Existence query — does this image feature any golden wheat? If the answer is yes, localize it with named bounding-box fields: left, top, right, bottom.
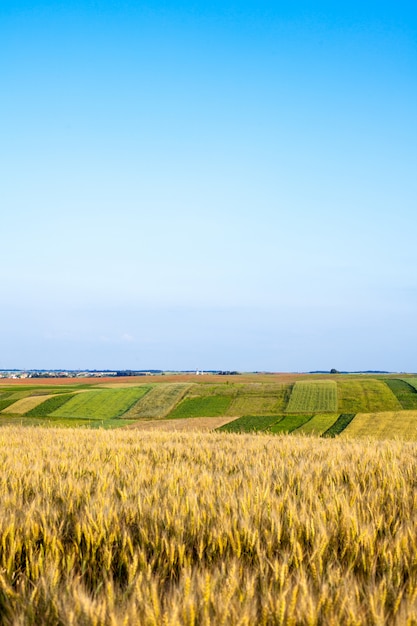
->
left=0, top=427, right=417, bottom=624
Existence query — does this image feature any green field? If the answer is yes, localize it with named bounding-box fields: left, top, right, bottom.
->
left=337, top=379, right=401, bottom=412
left=167, top=395, right=233, bottom=418
left=294, top=413, right=340, bottom=436
left=286, top=380, right=337, bottom=412
left=52, top=387, right=150, bottom=419
left=122, top=383, right=192, bottom=419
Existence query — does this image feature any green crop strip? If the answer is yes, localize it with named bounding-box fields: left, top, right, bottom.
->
left=25, top=394, right=76, bottom=417
left=385, top=380, right=417, bottom=410
left=322, top=414, right=356, bottom=438
left=0, top=398, right=20, bottom=412
left=268, top=414, right=313, bottom=434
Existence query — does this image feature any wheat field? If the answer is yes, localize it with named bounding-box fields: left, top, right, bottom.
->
left=2, top=427, right=417, bottom=624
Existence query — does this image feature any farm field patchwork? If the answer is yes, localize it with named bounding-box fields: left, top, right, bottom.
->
left=341, top=410, right=417, bottom=440
left=1, top=376, right=417, bottom=439
left=3, top=428, right=417, bottom=623
left=122, top=383, right=192, bottom=419
left=52, top=387, right=150, bottom=420
left=294, top=413, right=340, bottom=436
left=286, top=380, right=337, bottom=412
left=337, top=379, right=401, bottom=412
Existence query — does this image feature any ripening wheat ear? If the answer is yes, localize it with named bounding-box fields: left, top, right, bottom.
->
left=0, top=427, right=417, bottom=624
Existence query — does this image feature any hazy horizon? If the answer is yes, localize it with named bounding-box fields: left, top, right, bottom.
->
left=2, top=1, right=416, bottom=372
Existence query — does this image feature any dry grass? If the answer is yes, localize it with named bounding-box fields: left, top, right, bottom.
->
left=2, top=428, right=417, bottom=623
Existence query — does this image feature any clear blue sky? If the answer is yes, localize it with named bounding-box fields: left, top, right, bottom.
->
left=1, top=1, right=416, bottom=371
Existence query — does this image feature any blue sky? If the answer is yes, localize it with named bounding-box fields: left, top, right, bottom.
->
left=1, top=1, right=416, bottom=371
